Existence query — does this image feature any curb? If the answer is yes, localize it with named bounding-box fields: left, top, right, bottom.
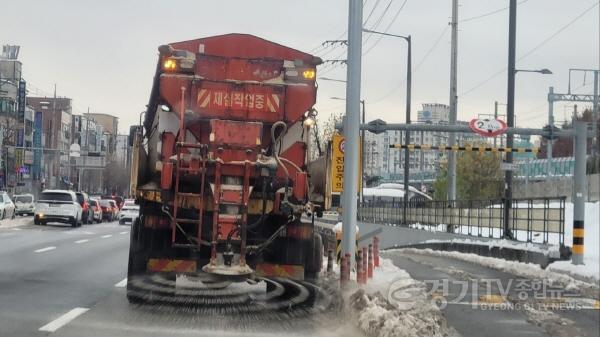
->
left=388, top=242, right=566, bottom=268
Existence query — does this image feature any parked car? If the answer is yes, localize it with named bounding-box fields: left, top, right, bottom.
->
left=0, top=192, right=16, bottom=220
left=34, top=190, right=82, bottom=227
left=75, top=191, right=93, bottom=224
left=108, top=200, right=120, bottom=218
left=119, top=203, right=139, bottom=225
left=89, top=198, right=103, bottom=223
left=13, top=193, right=35, bottom=216
left=99, top=199, right=118, bottom=221
left=102, top=195, right=124, bottom=210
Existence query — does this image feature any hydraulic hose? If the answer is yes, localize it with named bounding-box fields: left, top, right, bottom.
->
left=271, top=121, right=289, bottom=180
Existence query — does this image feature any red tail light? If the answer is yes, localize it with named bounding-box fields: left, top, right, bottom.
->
left=83, top=201, right=89, bottom=210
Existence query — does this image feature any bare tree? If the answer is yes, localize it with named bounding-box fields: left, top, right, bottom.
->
left=309, top=112, right=342, bottom=161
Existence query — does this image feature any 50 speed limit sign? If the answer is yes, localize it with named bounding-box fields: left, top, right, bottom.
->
left=469, top=118, right=508, bottom=137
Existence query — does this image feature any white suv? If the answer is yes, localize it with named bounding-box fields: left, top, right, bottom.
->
left=35, top=190, right=82, bottom=227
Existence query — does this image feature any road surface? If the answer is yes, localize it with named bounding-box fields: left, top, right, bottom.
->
left=0, top=219, right=357, bottom=337
left=0, top=218, right=597, bottom=337
left=386, top=250, right=599, bottom=337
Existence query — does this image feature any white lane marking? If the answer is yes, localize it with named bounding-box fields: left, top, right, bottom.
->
left=34, top=246, right=56, bottom=253
left=101, top=234, right=112, bottom=238
left=39, top=307, right=89, bottom=332
left=119, top=231, right=128, bottom=235
left=65, top=231, right=95, bottom=235
left=74, top=239, right=89, bottom=244
left=115, top=277, right=127, bottom=287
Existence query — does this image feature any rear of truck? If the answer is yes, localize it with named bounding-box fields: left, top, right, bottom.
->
left=127, top=34, right=324, bottom=301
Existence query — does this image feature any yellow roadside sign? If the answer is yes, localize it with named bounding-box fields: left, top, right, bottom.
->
left=331, top=133, right=361, bottom=193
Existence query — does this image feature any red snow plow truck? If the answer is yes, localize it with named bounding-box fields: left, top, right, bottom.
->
left=127, top=34, right=325, bottom=302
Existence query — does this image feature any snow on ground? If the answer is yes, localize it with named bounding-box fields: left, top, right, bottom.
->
left=407, top=202, right=600, bottom=282
left=334, top=258, right=458, bottom=337
left=0, top=216, right=32, bottom=228
left=423, top=237, right=561, bottom=257
left=394, top=248, right=600, bottom=290
left=549, top=202, right=600, bottom=283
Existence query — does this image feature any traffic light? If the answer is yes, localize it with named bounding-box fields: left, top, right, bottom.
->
left=542, top=124, right=560, bottom=141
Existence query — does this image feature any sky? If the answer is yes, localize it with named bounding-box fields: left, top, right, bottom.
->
left=1, top=0, right=598, bottom=134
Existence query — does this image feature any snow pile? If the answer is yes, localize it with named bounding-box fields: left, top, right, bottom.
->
left=344, top=259, right=458, bottom=337
left=395, top=248, right=599, bottom=290
left=549, top=202, right=600, bottom=282
left=406, top=202, right=599, bottom=282
left=423, top=237, right=561, bottom=257
left=0, top=216, right=32, bottom=228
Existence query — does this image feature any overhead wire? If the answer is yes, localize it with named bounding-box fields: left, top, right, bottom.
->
left=459, top=1, right=599, bottom=98
left=369, top=24, right=450, bottom=104
left=459, top=0, right=531, bottom=23
left=317, top=0, right=385, bottom=73
left=309, top=0, right=372, bottom=55
left=363, top=0, right=409, bottom=55
left=319, top=0, right=403, bottom=76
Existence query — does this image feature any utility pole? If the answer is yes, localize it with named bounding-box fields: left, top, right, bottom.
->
left=504, top=0, right=517, bottom=239
left=447, top=0, right=459, bottom=202
left=420, top=130, right=424, bottom=190
left=402, top=35, right=412, bottom=225
left=494, top=101, right=499, bottom=148
left=593, top=70, right=598, bottom=155
left=547, top=87, right=555, bottom=177
left=341, top=0, right=363, bottom=264
left=53, top=84, right=57, bottom=189
left=361, top=100, right=366, bottom=203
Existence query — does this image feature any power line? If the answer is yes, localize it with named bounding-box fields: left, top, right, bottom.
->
left=309, top=0, right=373, bottom=55
left=414, top=25, right=450, bottom=71
left=320, top=0, right=406, bottom=75
left=460, top=0, right=531, bottom=23
left=459, top=1, right=599, bottom=98
left=363, top=0, right=409, bottom=55
left=368, top=24, right=449, bottom=104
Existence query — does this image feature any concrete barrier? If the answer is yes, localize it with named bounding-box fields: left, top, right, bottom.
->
left=395, top=242, right=565, bottom=268
left=315, top=219, right=569, bottom=268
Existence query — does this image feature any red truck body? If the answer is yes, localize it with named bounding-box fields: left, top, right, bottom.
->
left=128, top=34, right=323, bottom=299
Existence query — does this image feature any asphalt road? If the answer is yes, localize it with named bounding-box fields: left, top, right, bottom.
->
left=386, top=250, right=600, bottom=337
left=1, top=217, right=597, bottom=337
left=0, top=218, right=359, bottom=337
left=0, top=217, right=130, bottom=337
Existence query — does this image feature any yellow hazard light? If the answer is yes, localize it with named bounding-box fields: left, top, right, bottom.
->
left=302, top=69, right=316, bottom=80
left=163, top=58, right=177, bottom=72
left=38, top=213, right=44, bottom=218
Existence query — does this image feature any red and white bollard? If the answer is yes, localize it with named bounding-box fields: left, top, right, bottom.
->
left=357, top=249, right=365, bottom=284
left=373, top=236, right=380, bottom=267
left=340, top=253, right=349, bottom=286
left=362, top=248, right=368, bottom=283
left=368, top=244, right=374, bottom=278
left=327, top=249, right=334, bottom=274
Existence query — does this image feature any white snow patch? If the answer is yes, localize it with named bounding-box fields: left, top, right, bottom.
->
left=423, top=237, right=561, bottom=257
left=0, top=216, right=33, bottom=228
left=337, top=258, right=458, bottom=337
left=406, top=202, right=600, bottom=282
left=549, top=202, right=599, bottom=282
left=394, top=248, right=599, bottom=290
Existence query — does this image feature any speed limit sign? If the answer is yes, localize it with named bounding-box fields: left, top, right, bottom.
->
left=469, top=118, right=508, bottom=137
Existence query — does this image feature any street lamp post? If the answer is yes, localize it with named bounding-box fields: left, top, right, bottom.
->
left=363, top=28, right=411, bottom=225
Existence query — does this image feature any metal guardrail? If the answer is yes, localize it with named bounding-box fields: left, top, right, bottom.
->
left=358, top=197, right=566, bottom=245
